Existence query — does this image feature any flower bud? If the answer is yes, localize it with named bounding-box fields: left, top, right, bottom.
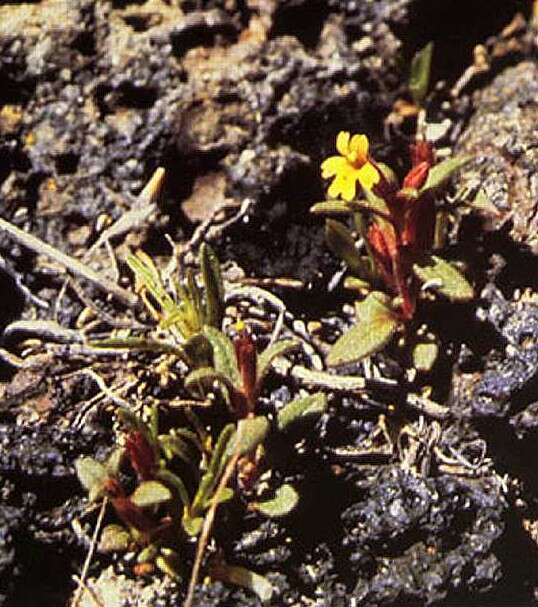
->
left=410, top=141, right=434, bottom=167
left=402, top=161, right=430, bottom=190
left=233, top=324, right=257, bottom=413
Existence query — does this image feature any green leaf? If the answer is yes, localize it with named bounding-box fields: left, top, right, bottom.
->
left=137, top=544, right=159, bottom=564
left=467, top=189, right=502, bottom=217
left=256, top=339, right=300, bottom=386
left=310, top=200, right=354, bottom=215
left=105, top=448, right=125, bottom=477
left=203, top=326, right=241, bottom=387
left=130, top=481, right=172, bottom=508
left=155, top=553, right=182, bottom=580
left=88, top=336, right=190, bottom=364
left=225, top=416, right=269, bottom=460
left=325, top=219, right=366, bottom=277
left=200, top=243, right=225, bottom=329
left=185, top=366, right=236, bottom=396
left=98, top=524, right=131, bottom=553
left=252, top=484, right=299, bottom=518
left=75, top=457, right=108, bottom=497
left=413, top=255, right=473, bottom=301
left=412, top=341, right=439, bottom=372
left=277, top=392, right=327, bottom=433
left=155, top=469, right=191, bottom=508
left=343, top=276, right=371, bottom=291
left=183, top=514, right=204, bottom=536
left=190, top=424, right=236, bottom=518
left=420, top=155, right=471, bottom=194
left=183, top=333, right=213, bottom=367
left=210, top=562, right=273, bottom=604
left=409, top=42, right=433, bottom=105
left=326, top=292, right=400, bottom=366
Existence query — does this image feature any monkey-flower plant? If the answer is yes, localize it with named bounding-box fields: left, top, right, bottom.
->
left=312, top=132, right=472, bottom=366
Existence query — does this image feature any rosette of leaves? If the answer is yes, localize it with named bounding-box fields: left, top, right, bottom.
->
left=312, top=142, right=473, bottom=368
left=90, top=243, right=223, bottom=368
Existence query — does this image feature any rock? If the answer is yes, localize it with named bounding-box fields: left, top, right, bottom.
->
left=342, top=466, right=506, bottom=605
left=456, top=62, right=538, bottom=250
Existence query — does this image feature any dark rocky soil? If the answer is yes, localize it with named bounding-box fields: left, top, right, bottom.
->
left=2, top=1, right=538, bottom=606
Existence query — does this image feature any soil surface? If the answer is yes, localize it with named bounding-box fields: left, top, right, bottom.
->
left=1, top=1, right=538, bottom=606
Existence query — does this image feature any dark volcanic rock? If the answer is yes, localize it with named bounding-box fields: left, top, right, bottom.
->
left=454, top=286, right=538, bottom=420
left=456, top=61, right=538, bottom=251
left=342, top=466, right=506, bottom=606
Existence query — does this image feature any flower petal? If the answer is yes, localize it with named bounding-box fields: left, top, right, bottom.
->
left=357, top=162, right=380, bottom=191
left=336, top=131, right=350, bottom=156
left=321, top=156, right=347, bottom=178
left=349, top=134, right=369, bottom=159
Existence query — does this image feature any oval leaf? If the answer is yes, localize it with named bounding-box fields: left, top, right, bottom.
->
left=419, top=155, right=471, bottom=194
left=200, top=243, right=224, bottom=329
left=325, top=219, right=369, bottom=277
left=413, top=255, right=473, bottom=301
left=252, top=484, right=299, bottom=518
left=75, top=457, right=108, bottom=494
left=277, top=392, right=327, bottom=433
left=203, top=326, right=240, bottom=387
left=130, top=481, right=172, bottom=508
left=310, top=200, right=354, bottom=215
left=225, top=416, right=269, bottom=460
left=256, top=339, right=300, bottom=386
left=412, top=341, right=439, bottom=372
left=327, top=293, right=399, bottom=366
left=409, top=42, right=433, bottom=105
left=98, top=524, right=131, bottom=553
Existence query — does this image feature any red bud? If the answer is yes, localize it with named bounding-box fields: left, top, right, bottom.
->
left=410, top=141, right=434, bottom=167
left=233, top=327, right=257, bottom=415
left=125, top=431, right=157, bottom=481
left=403, top=161, right=430, bottom=190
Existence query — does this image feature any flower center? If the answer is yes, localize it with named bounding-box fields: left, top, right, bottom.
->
left=346, top=149, right=367, bottom=168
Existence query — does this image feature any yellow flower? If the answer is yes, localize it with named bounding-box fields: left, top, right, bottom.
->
left=321, top=132, right=380, bottom=201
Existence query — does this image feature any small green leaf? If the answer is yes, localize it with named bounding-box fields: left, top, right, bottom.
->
left=130, top=481, right=172, bottom=508
left=105, top=448, right=125, bottom=477
left=200, top=243, right=225, bottom=329
left=185, top=366, right=236, bottom=395
left=210, top=562, right=273, bottom=604
left=420, top=156, right=471, bottom=194
left=225, top=416, right=269, bottom=460
left=310, top=200, right=354, bottom=215
left=155, top=469, right=191, bottom=508
left=137, top=544, right=159, bottom=563
left=203, top=326, right=241, bottom=387
left=182, top=514, right=204, bottom=536
left=343, top=276, right=371, bottom=291
left=75, top=457, right=108, bottom=497
left=413, top=255, right=473, bottom=301
left=412, top=341, right=439, bottom=372
left=467, top=189, right=502, bottom=217
left=256, top=339, right=300, bottom=386
left=325, top=219, right=366, bottom=277
left=277, top=392, right=327, bottom=433
left=191, top=424, right=235, bottom=517
left=327, top=292, right=399, bottom=366
left=183, top=333, right=213, bottom=367
left=409, top=42, right=433, bottom=105
left=155, top=553, right=181, bottom=580
left=98, top=524, right=131, bottom=553
left=88, top=336, right=190, bottom=364
left=252, top=483, right=299, bottom=518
